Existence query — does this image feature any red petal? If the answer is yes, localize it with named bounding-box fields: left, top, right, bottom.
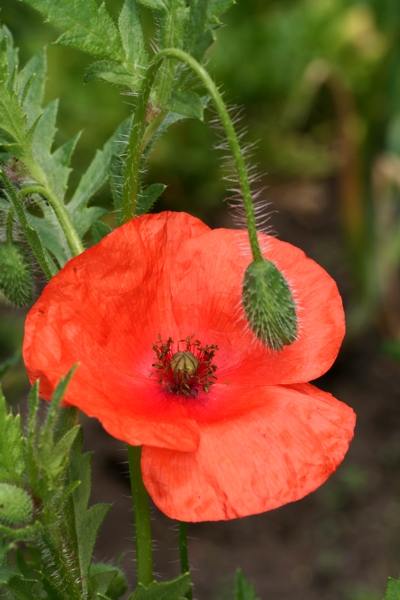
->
left=166, top=228, right=345, bottom=385
left=141, top=383, right=356, bottom=521
left=23, top=212, right=208, bottom=451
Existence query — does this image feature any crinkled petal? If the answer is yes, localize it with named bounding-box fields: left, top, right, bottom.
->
left=141, top=383, right=356, bottom=521
left=23, top=212, right=209, bottom=450
left=166, top=228, right=345, bottom=385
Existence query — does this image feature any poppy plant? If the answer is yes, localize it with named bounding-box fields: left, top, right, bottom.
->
left=23, top=211, right=355, bottom=522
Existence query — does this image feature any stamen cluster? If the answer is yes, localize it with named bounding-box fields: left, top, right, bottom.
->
left=151, top=335, right=218, bottom=398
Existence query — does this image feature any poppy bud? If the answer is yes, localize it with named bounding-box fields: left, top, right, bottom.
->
left=0, top=242, right=34, bottom=307
left=242, top=259, right=298, bottom=350
left=0, top=483, right=34, bottom=526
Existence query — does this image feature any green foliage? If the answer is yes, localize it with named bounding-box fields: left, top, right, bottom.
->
left=128, top=573, right=192, bottom=600
left=234, top=570, right=260, bottom=600
left=384, top=578, right=400, bottom=600
left=0, top=372, right=123, bottom=600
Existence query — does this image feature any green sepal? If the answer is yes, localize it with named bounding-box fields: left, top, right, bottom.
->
left=0, top=242, right=34, bottom=307
left=128, top=573, right=192, bottom=600
left=92, top=220, right=113, bottom=244
left=242, top=259, right=298, bottom=350
left=166, top=90, right=205, bottom=120
left=137, top=183, right=166, bottom=215
left=384, top=577, right=400, bottom=600
left=0, top=483, right=33, bottom=527
left=234, top=570, right=261, bottom=600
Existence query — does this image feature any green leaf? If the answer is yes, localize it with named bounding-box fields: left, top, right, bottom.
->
left=384, top=578, right=400, bottom=600
left=21, top=0, right=124, bottom=61
left=0, top=350, right=19, bottom=378
left=6, top=575, right=43, bottom=600
left=32, top=100, right=81, bottom=200
left=91, top=220, right=113, bottom=244
left=119, top=0, right=148, bottom=68
left=90, top=563, right=128, bottom=599
left=84, top=60, right=140, bottom=89
left=234, top=570, right=261, bottom=600
left=66, top=118, right=130, bottom=238
left=128, top=573, right=192, bottom=600
left=67, top=430, right=111, bottom=593
left=167, top=90, right=205, bottom=120
left=17, top=49, right=46, bottom=127
left=137, top=183, right=166, bottom=215
left=38, top=425, right=80, bottom=479
left=137, top=0, right=167, bottom=10
left=184, top=0, right=235, bottom=61
left=0, top=388, right=24, bottom=485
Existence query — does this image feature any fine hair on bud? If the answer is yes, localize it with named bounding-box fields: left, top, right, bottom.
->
left=0, top=242, right=34, bottom=307
left=0, top=483, right=34, bottom=526
left=242, top=259, right=298, bottom=350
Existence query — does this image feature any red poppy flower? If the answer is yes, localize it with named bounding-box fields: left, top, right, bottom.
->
left=23, top=211, right=355, bottom=522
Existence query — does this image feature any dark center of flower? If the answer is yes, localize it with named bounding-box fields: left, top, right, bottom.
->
left=151, top=335, right=218, bottom=398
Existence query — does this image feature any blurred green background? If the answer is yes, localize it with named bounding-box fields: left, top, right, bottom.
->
left=2, top=1, right=400, bottom=599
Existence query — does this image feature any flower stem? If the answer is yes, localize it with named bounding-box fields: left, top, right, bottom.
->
left=0, top=169, right=57, bottom=279
left=127, top=445, right=153, bottom=586
left=18, top=184, right=84, bottom=257
left=178, top=522, right=192, bottom=600
left=122, top=49, right=263, bottom=263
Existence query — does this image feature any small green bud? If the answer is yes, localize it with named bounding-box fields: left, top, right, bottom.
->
left=242, top=259, right=298, bottom=350
left=0, top=242, right=34, bottom=307
left=0, top=483, right=34, bottom=526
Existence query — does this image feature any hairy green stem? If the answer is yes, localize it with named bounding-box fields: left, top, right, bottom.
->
left=178, top=522, right=192, bottom=600
left=5, top=205, right=14, bottom=244
left=18, top=184, right=84, bottom=257
left=127, top=445, right=153, bottom=586
left=0, top=170, right=57, bottom=279
left=122, top=49, right=262, bottom=263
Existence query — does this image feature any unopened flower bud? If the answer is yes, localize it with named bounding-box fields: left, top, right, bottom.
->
left=0, top=243, right=34, bottom=307
left=242, top=259, right=298, bottom=350
left=0, top=483, right=34, bottom=526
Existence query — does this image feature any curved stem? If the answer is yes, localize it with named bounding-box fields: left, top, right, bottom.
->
left=178, top=522, right=192, bottom=600
left=122, top=49, right=262, bottom=263
left=5, top=205, right=15, bottom=244
left=127, top=445, right=153, bottom=586
left=18, top=185, right=84, bottom=257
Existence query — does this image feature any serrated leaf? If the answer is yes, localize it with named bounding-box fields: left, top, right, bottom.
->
left=234, top=570, right=260, bottom=600
left=184, top=0, right=235, bottom=61
left=92, top=220, right=113, bottom=243
left=119, top=0, right=148, bottom=68
left=32, top=101, right=80, bottom=199
left=68, top=431, right=111, bottom=592
left=0, top=388, right=24, bottom=485
left=38, top=426, right=80, bottom=478
left=40, top=367, right=78, bottom=447
left=21, top=0, right=124, bottom=61
left=6, top=575, right=43, bottom=600
left=84, top=60, right=140, bottom=89
left=0, top=566, right=19, bottom=585
left=18, top=50, right=46, bottom=127
left=137, top=0, right=167, bottom=10
left=90, top=563, right=127, bottom=599
left=1, top=26, right=18, bottom=85
left=167, top=90, right=204, bottom=120
left=137, top=183, right=165, bottom=215
left=385, top=578, right=400, bottom=600
left=66, top=121, right=129, bottom=238
left=128, top=573, right=192, bottom=600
